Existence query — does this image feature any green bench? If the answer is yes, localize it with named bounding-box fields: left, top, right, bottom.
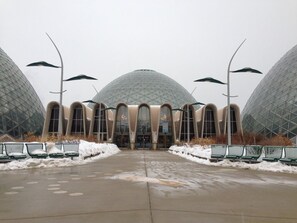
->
left=226, top=145, right=244, bottom=161
left=25, top=143, right=48, bottom=159
left=279, top=146, right=297, bottom=165
left=63, top=143, right=80, bottom=160
left=210, top=144, right=227, bottom=162
left=241, top=145, right=263, bottom=163
left=262, top=146, right=283, bottom=162
left=47, top=143, right=65, bottom=158
left=0, top=143, right=11, bottom=163
left=4, top=143, right=27, bottom=160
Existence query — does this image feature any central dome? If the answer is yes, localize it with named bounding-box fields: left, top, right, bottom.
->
left=92, top=69, right=197, bottom=108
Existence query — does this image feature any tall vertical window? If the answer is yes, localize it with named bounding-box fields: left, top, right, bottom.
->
left=137, top=106, right=151, bottom=134
left=49, top=105, right=59, bottom=134
left=230, top=108, right=237, bottom=134
left=115, top=105, right=129, bottom=134
left=226, top=107, right=237, bottom=134
left=203, top=107, right=216, bottom=137
left=159, top=106, right=172, bottom=134
left=93, top=104, right=106, bottom=134
left=136, top=105, right=151, bottom=148
left=114, top=105, right=129, bottom=147
left=158, top=105, right=173, bottom=148
left=181, top=105, right=194, bottom=141
left=92, top=104, right=107, bottom=140
left=71, top=106, right=84, bottom=135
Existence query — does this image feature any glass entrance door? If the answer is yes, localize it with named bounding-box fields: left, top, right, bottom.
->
left=136, top=106, right=151, bottom=149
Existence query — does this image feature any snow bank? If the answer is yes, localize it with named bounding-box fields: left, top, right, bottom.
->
left=169, top=145, right=297, bottom=174
left=0, top=140, right=120, bottom=171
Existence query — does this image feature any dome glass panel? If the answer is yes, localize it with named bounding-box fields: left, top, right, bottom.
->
left=0, top=48, right=45, bottom=137
left=92, top=69, right=197, bottom=109
left=242, top=44, right=297, bottom=139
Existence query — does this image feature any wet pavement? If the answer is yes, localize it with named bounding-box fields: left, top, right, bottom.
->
left=1, top=150, right=297, bottom=222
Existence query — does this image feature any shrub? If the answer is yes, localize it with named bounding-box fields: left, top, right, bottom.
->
left=190, top=137, right=216, bottom=146
left=258, top=134, right=293, bottom=146
left=23, top=133, right=98, bottom=143
left=242, top=132, right=265, bottom=145
left=214, top=134, right=244, bottom=145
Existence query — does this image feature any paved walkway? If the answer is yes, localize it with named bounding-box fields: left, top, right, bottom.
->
left=1, top=151, right=297, bottom=222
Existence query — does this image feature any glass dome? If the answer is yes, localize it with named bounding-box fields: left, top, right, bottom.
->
left=242, top=44, right=297, bottom=139
left=92, top=69, right=197, bottom=108
left=0, top=47, right=45, bottom=137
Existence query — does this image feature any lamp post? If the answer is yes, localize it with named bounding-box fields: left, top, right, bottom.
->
left=194, top=39, right=262, bottom=145
left=27, top=33, right=64, bottom=139
left=27, top=33, right=97, bottom=140
left=226, top=39, right=246, bottom=146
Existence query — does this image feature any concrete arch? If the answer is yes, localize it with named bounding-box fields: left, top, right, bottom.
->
left=178, top=104, right=198, bottom=142
left=66, top=102, right=91, bottom=137
left=219, top=104, right=242, bottom=136
left=198, top=103, right=220, bottom=138
left=88, top=102, right=111, bottom=141
left=42, top=101, right=69, bottom=137
left=158, top=104, right=175, bottom=149
left=150, top=105, right=161, bottom=150
left=127, top=105, right=138, bottom=149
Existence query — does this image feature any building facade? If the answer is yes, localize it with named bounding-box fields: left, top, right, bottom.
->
left=43, top=69, right=242, bottom=149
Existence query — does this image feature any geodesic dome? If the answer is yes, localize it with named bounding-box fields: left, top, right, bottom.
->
left=92, top=69, right=197, bottom=108
left=242, top=44, right=297, bottom=139
left=0, top=47, right=45, bottom=138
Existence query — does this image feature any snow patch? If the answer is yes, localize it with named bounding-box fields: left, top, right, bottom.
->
left=169, top=145, right=297, bottom=174
left=0, top=140, right=120, bottom=171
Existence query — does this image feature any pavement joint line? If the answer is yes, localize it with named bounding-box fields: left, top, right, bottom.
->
left=143, top=151, right=154, bottom=223
left=0, top=209, right=150, bottom=221
left=2, top=207, right=296, bottom=221
left=151, top=209, right=297, bottom=220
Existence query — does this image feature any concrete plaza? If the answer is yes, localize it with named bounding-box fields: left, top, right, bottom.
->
left=0, top=150, right=297, bottom=223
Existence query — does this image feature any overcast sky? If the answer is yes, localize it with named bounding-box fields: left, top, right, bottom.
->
left=0, top=0, right=297, bottom=110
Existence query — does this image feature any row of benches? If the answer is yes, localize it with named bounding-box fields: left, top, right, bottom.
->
left=0, top=142, right=80, bottom=163
left=211, top=144, right=297, bottom=165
